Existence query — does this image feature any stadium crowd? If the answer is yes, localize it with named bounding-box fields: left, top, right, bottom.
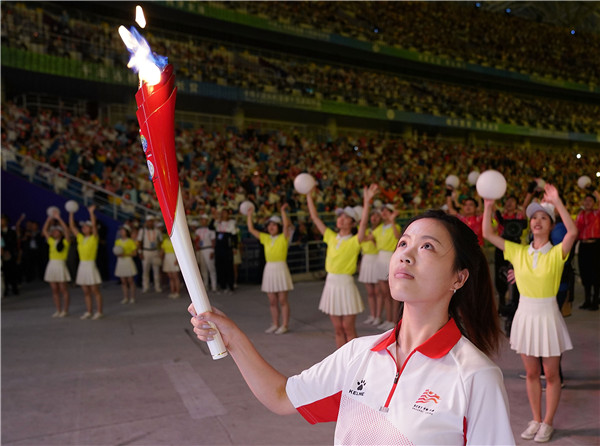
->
left=2, top=2, right=598, bottom=135
left=2, top=101, right=598, bottom=226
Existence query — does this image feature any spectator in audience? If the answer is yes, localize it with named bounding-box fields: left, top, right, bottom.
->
left=213, top=207, right=237, bottom=294
left=575, top=189, right=600, bottom=311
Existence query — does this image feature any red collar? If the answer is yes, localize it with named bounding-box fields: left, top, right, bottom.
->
left=371, top=318, right=462, bottom=359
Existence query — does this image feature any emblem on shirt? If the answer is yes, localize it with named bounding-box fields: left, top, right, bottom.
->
left=412, top=389, right=440, bottom=415
left=349, top=379, right=366, bottom=396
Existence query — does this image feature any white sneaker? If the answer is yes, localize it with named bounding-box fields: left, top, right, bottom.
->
left=80, top=312, right=92, bottom=320
left=120, top=298, right=129, bottom=304
left=52, top=311, right=61, bottom=318
left=168, top=293, right=181, bottom=299
left=264, top=325, right=278, bottom=334
left=363, top=316, right=375, bottom=325
left=534, top=423, right=553, bottom=443
left=274, top=326, right=289, bottom=335
left=91, top=312, right=104, bottom=320
left=59, top=311, right=68, bottom=318
left=521, top=420, right=541, bottom=440
left=371, top=317, right=382, bottom=326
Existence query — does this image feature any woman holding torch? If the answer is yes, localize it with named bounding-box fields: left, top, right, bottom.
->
left=69, top=205, right=104, bottom=320
left=482, top=183, right=576, bottom=443
left=190, top=209, right=513, bottom=445
left=246, top=203, right=294, bottom=335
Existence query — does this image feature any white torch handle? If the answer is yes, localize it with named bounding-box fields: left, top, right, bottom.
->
left=170, top=188, right=228, bottom=359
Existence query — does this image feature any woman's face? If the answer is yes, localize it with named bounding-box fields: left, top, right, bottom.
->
left=370, top=212, right=382, bottom=227
left=530, top=211, right=552, bottom=236
left=267, top=222, right=280, bottom=235
left=388, top=218, right=465, bottom=305
left=336, top=213, right=355, bottom=231
left=81, top=224, right=92, bottom=236
left=51, top=229, right=62, bottom=239
left=120, top=228, right=128, bottom=238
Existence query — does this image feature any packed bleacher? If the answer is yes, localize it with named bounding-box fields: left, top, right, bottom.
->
left=3, top=101, right=598, bottom=227
left=2, top=2, right=598, bottom=135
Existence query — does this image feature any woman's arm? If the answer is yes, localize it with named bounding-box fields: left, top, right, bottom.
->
left=42, top=215, right=53, bottom=240
left=482, top=199, right=506, bottom=250
left=246, top=209, right=261, bottom=239
left=189, top=305, right=296, bottom=415
left=281, top=203, right=293, bottom=240
left=306, top=188, right=327, bottom=235
left=544, top=184, right=578, bottom=259
left=357, top=184, right=378, bottom=243
left=88, top=205, right=99, bottom=237
left=68, top=209, right=80, bottom=237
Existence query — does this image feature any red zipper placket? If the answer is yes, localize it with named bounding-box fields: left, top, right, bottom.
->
left=379, top=348, right=417, bottom=413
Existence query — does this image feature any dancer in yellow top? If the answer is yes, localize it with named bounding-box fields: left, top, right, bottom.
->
left=42, top=209, right=71, bottom=317
left=114, top=226, right=138, bottom=304
left=358, top=208, right=383, bottom=326
left=69, top=205, right=103, bottom=320
left=371, top=204, right=402, bottom=331
left=483, top=183, right=577, bottom=443
left=247, top=203, right=294, bottom=334
left=306, top=184, right=377, bottom=347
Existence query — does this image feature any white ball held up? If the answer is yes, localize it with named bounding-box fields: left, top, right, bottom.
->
left=294, top=173, right=316, bottom=195
left=445, top=174, right=459, bottom=189
left=65, top=200, right=79, bottom=213
left=113, top=245, right=124, bottom=256
left=577, top=175, right=591, bottom=189
left=239, top=200, right=255, bottom=216
left=467, top=171, right=480, bottom=186
left=46, top=206, right=60, bottom=217
left=476, top=170, right=507, bottom=200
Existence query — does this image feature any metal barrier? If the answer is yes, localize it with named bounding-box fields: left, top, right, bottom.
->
left=2, top=151, right=160, bottom=222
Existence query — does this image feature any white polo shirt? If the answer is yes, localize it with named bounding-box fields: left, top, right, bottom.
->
left=286, top=319, right=514, bottom=445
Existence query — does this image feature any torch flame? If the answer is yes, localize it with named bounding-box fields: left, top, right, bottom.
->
left=118, top=25, right=167, bottom=86
left=135, top=5, right=147, bottom=28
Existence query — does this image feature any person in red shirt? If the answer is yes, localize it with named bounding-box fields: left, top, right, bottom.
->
left=575, top=190, right=600, bottom=310
left=446, top=189, right=484, bottom=246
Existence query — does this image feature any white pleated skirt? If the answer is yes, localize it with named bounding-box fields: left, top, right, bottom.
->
left=44, top=259, right=71, bottom=283
left=510, top=296, right=573, bottom=357
left=163, top=253, right=180, bottom=272
left=115, top=256, right=137, bottom=278
left=261, top=261, right=294, bottom=293
left=358, top=254, right=379, bottom=284
left=76, top=260, right=102, bottom=286
left=319, top=273, right=364, bottom=316
left=375, top=250, right=393, bottom=281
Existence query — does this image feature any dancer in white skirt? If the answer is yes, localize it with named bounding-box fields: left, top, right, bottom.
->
left=483, top=183, right=577, bottom=443
left=114, top=226, right=138, bottom=304
left=306, top=184, right=376, bottom=348
left=372, top=203, right=402, bottom=331
left=42, top=209, right=71, bottom=317
left=161, top=236, right=181, bottom=299
left=358, top=208, right=382, bottom=325
left=246, top=203, right=294, bottom=334
left=69, top=205, right=103, bottom=320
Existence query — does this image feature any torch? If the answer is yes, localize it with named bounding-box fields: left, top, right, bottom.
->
left=119, top=24, right=227, bottom=360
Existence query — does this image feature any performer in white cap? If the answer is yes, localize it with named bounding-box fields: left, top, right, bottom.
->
left=358, top=207, right=383, bottom=326
left=42, top=209, right=71, bottom=317
left=194, top=214, right=217, bottom=292
left=246, top=203, right=294, bottom=334
left=372, top=203, right=402, bottom=331
left=69, top=205, right=103, bottom=320
left=137, top=215, right=163, bottom=293
left=114, top=225, right=138, bottom=304
left=304, top=184, right=376, bottom=347
left=189, top=209, right=513, bottom=445
left=483, top=183, right=577, bottom=443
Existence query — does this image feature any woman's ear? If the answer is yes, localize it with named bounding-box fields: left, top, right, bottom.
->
left=453, top=268, right=470, bottom=291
